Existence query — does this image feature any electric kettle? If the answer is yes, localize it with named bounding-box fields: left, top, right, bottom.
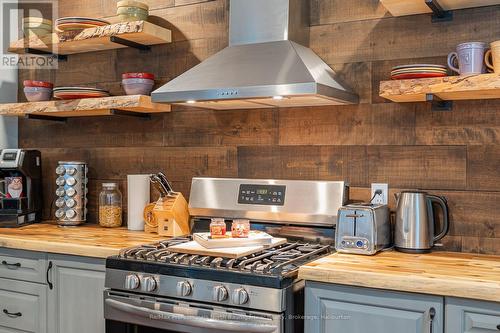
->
left=394, top=191, right=449, bottom=253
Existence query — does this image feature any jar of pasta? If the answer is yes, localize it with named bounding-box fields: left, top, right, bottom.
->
left=99, top=183, right=122, bottom=228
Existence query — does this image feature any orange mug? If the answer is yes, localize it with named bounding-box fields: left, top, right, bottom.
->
left=485, top=40, right=500, bottom=73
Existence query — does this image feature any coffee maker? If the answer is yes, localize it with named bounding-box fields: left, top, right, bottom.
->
left=0, top=149, right=42, bottom=227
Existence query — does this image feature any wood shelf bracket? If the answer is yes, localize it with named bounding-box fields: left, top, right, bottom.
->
left=25, top=114, right=68, bottom=122
left=24, top=48, right=67, bottom=61
left=426, top=93, right=453, bottom=111
left=425, top=0, right=453, bottom=22
left=110, top=108, right=152, bottom=120
left=109, top=36, right=151, bottom=52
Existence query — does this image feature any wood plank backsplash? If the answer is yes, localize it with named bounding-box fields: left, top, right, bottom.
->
left=17, top=0, right=500, bottom=254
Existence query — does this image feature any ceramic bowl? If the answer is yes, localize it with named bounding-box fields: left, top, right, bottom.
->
left=117, top=0, right=149, bottom=10
left=122, top=78, right=154, bottom=95
left=24, top=86, right=53, bottom=102
left=23, top=80, right=54, bottom=88
left=117, top=6, right=149, bottom=21
left=122, top=72, right=155, bottom=80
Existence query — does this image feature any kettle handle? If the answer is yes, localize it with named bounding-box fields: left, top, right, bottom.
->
left=428, top=195, right=449, bottom=242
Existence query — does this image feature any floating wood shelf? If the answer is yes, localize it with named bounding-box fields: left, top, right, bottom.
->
left=380, top=0, right=500, bottom=17
left=379, top=73, right=500, bottom=103
left=0, top=95, right=171, bottom=119
left=8, top=20, right=171, bottom=56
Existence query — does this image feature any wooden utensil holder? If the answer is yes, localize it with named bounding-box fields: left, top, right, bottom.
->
left=143, top=193, right=190, bottom=237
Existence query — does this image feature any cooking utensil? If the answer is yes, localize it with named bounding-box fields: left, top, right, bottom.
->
left=149, top=174, right=169, bottom=198
left=156, top=172, right=174, bottom=194
left=394, top=191, right=449, bottom=253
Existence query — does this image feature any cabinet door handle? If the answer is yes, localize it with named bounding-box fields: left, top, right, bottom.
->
left=46, top=261, right=53, bottom=290
left=1, top=260, right=21, bottom=269
left=429, top=307, right=436, bottom=333
left=3, top=309, right=22, bottom=318
left=496, top=324, right=500, bottom=330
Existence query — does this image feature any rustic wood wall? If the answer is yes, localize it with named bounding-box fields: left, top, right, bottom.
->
left=18, top=0, right=500, bottom=254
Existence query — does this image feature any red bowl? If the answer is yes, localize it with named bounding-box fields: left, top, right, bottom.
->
left=23, top=80, right=54, bottom=88
left=122, top=72, right=155, bottom=80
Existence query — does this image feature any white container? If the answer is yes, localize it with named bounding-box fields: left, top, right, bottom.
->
left=127, top=174, right=150, bottom=230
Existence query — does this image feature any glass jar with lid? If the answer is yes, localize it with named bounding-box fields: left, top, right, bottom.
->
left=99, top=183, right=122, bottom=228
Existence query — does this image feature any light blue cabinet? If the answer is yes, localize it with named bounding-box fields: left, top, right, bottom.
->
left=0, top=248, right=106, bottom=333
left=305, top=282, right=444, bottom=333
left=0, top=277, right=46, bottom=333
left=47, top=254, right=106, bottom=333
left=446, top=297, right=500, bottom=333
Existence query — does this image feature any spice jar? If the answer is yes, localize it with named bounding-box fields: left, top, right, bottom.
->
left=210, top=218, right=227, bottom=238
left=231, top=219, right=250, bottom=238
left=99, top=183, right=122, bottom=228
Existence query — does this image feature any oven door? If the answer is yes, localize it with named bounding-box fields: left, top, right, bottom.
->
left=104, top=290, right=282, bottom=333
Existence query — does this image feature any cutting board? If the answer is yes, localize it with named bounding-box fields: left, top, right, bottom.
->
left=167, top=238, right=287, bottom=259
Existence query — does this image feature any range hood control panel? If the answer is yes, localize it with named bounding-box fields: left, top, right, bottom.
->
left=238, top=184, right=286, bottom=206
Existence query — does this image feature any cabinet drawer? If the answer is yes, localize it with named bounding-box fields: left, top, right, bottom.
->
left=446, top=297, right=500, bottom=333
left=0, top=249, right=47, bottom=283
left=0, top=278, right=47, bottom=333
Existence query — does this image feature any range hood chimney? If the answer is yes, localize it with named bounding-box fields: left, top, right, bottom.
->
left=152, top=0, right=359, bottom=109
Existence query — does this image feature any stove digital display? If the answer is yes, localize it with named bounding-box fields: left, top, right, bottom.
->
left=238, top=184, right=286, bottom=206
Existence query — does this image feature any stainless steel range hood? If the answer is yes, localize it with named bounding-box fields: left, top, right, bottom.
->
left=152, top=0, right=358, bottom=109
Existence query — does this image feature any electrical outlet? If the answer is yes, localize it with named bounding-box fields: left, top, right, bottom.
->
left=371, top=183, right=389, bottom=205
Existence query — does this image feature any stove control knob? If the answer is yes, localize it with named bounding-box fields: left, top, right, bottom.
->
left=176, top=281, right=192, bottom=297
left=213, top=285, right=228, bottom=302
left=125, top=274, right=140, bottom=290
left=232, top=288, right=249, bottom=305
left=143, top=276, right=157, bottom=292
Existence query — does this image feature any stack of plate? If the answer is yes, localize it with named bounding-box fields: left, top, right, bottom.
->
left=391, top=64, right=447, bottom=80
left=53, top=87, right=110, bottom=100
left=55, top=17, right=110, bottom=32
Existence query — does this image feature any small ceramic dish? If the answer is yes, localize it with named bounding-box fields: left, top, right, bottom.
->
left=23, top=86, right=53, bottom=102
left=122, top=78, right=154, bottom=95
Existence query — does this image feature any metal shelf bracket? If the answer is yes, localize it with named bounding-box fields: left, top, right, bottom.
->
left=25, top=114, right=68, bottom=122
left=425, top=0, right=453, bottom=22
left=110, top=109, right=152, bottom=120
left=24, top=48, right=68, bottom=61
left=426, top=94, right=453, bottom=112
left=109, top=36, right=151, bottom=52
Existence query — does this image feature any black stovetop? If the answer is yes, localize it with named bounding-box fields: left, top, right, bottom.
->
left=106, top=237, right=332, bottom=288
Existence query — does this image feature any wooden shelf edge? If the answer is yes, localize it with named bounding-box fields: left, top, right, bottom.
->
left=8, top=20, right=172, bottom=55
left=380, top=0, right=500, bottom=17
left=0, top=95, right=171, bottom=118
left=379, top=73, right=500, bottom=103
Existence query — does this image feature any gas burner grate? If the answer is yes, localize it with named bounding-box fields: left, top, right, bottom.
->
left=119, top=238, right=332, bottom=277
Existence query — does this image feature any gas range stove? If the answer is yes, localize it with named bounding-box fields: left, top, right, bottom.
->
left=107, top=237, right=332, bottom=288
left=105, top=177, right=348, bottom=333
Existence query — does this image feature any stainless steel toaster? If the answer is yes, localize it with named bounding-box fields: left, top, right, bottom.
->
left=335, top=204, right=391, bottom=255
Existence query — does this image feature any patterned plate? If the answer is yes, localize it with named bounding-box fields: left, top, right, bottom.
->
left=392, top=64, right=447, bottom=70
left=391, top=73, right=447, bottom=80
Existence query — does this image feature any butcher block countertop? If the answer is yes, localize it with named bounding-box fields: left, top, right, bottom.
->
left=298, top=251, right=500, bottom=303
left=0, top=223, right=164, bottom=258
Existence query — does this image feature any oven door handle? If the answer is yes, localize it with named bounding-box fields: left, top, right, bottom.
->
left=105, top=299, right=277, bottom=333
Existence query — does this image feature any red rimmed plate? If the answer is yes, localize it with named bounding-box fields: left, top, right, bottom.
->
left=391, top=73, right=447, bottom=80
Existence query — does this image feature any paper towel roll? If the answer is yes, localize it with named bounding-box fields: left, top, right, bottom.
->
left=127, top=174, right=150, bottom=231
